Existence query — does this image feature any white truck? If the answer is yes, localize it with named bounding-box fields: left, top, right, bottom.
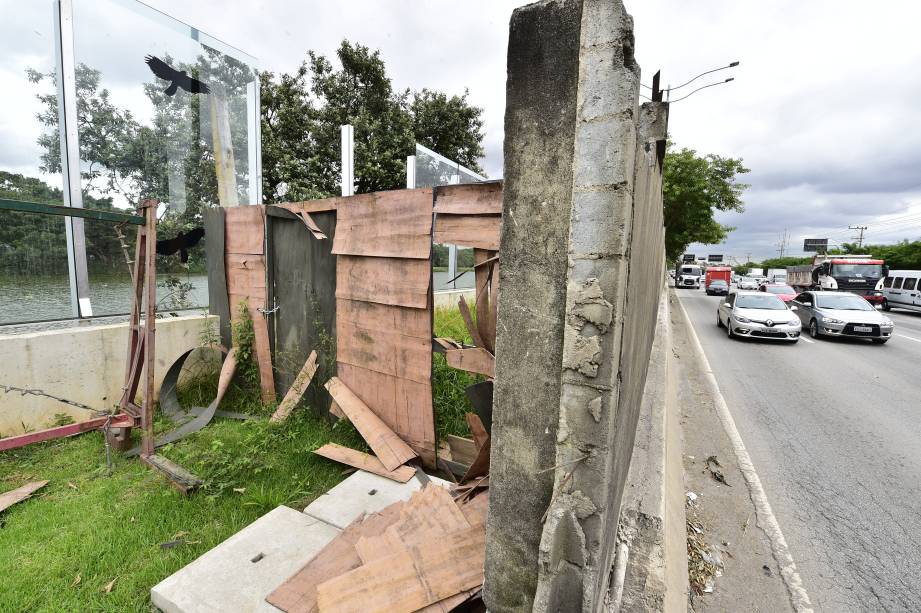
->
left=787, top=254, right=887, bottom=304
left=767, top=268, right=787, bottom=283
left=675, top=263, right=702, bottom=289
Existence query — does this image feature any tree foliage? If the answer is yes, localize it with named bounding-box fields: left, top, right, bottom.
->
left=663, top=144, right=750, bottom=262
left=841, top=240, right=921, bottom=269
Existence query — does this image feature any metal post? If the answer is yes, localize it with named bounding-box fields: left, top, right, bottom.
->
left=55, top=0, right=92, bottom=317
left=247, top=79, right=262, bottom=204
left=406, top=155, right=416, bottom=189
left=340, top=124, right=354, bottom=196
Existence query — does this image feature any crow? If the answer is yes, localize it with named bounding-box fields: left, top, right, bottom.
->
left=156, top=227, right=205, bottom=263
left=144, top=55, right=211, bottom=96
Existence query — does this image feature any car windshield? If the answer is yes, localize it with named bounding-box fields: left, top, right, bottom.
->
left=740, top=277, right=753, bottom=283
left=830, top=263, right=882, bottom=278
left=765, top=285, right=795, bottom=295
left=735, top=294, right=787, bottom=310
left=815, top=294, right=874, bottom=311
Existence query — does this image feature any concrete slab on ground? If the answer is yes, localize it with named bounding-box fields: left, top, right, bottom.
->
left=151, top=506, right=339, bottom=613
left=152, top=470, right=453, bottom=612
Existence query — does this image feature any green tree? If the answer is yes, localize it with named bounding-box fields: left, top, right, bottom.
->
left=663, top=144, right=750, bottom=261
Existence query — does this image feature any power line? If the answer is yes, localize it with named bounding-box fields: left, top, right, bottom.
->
left=776, top=229, right=789, bottom=258
left=848, top=225, right=868, bottom=249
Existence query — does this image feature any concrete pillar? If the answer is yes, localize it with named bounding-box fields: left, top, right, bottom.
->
left=485, top=1, right=668, bottom=611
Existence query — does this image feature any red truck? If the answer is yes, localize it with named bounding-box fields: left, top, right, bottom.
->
left=705, top=266, right=732, bottom=295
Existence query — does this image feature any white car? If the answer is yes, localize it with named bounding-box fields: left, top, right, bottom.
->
left=737, top=277, right=759, bottom=290
left=717, top=291, right=801, bottom=343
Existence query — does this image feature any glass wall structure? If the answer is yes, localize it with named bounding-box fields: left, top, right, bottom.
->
left=0, top=0, right=259, bottom=326
left=409, top=144, right=486, bottom=292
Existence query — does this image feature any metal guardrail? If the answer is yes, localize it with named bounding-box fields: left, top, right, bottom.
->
left=0, top=198, right=145, bottom=225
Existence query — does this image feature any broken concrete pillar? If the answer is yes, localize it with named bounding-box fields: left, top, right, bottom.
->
left=485, top=0, right=668, bottom=611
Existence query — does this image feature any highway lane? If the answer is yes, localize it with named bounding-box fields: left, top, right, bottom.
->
left=677, top=288, right=921, bottom=613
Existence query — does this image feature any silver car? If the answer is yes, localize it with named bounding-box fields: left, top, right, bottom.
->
left=717, top=291, right=801, bottom=343
left=790, top=291, right=894, bottom=343
left=737, top=277, right=759, bottom=290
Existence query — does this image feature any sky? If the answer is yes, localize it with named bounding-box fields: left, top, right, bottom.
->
left=3, top=0, right=921, bottom=262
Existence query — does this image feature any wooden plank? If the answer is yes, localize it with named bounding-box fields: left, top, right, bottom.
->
left=336, top=319, right=431, bottom=385
left=446, top=435, right=478, bottom=466
left=294, top=211, right=328, bottom=240
left=329, top=399, right=345, bottom=419
left=266, top=502, right=407, bottom=613
left=434, top=181, right=503, bottom=215
left=224, top=205, right=264, bottom=254
left=0, top=480, right=48, bottom=513
left=315, top=527, right=486, bottom=613
left=336, top=363, right=434, bottom=463
left=461, top=436, right=490, bottom=482
left=433, top=337, right=463, bottom=352
left=332, top=189, right=433, bottom=259
left=465, top=413, right=489, bottom=451
left=459, top=491, right=489, bottom=528
left=434, top=214, right=501, bottom=250
left=337, top=299, right=429, bottom=340
left=336, top=255, right=430, bottom=309
left=457, top=295, right=486, bottom=348
left=252, top=311, right=277, bottom=403
left=270, top=351, right=318, bottom=422
left=446, top=347, right=495, bottom=378
left=474, top=249, right=497, bottom=353
left=313, top=444, right=416, bottom=483
left=225, top=253, right=267, bottom=297
left=325, top=377, right=417, bottom=471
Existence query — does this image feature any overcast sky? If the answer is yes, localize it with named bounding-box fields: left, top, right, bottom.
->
left=4, top=0, right=921, bottom=261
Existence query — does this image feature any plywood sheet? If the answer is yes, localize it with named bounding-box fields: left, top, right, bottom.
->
left=315, top=526, right=486, bottom=613
left=446, top=435, right=478, bottom=466
left=336, top=363, right=434, bottom=460
left=446, top=348, right=495, bottom=378
left=337, top=299, right=429, bottom=340
left=332, top=189, right=433, bottom=259
left=266, top=501, right=406, bottom=613
left=434, top=181, right=502, bottom=215
left=313, top=443, right=416, bottom=483
left=336, top=255, right=430, bottom=309
left=434, top=214, right=501, bottom=250
left=225, top=253, right=267, bottom=297
left=224, top=205, right=265, bottom=254
left=336, top=319, right=431, bottom=385
left=325, top=377, right=417, bottom=471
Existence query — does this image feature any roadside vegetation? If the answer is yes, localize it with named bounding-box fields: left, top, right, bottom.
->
left=0, top=306, right=475, bottom=611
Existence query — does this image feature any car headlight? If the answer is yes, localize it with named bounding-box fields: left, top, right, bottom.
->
left=823, top=317, right=844, bottom=324
left=734, top=315, right=751, bottom=323
left=881, top=318, right=893, bottom=327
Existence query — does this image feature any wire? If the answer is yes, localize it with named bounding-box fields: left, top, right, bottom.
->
left=668, top=78, right=735, bottom=103
left=670, top=62, right=739, bottom=91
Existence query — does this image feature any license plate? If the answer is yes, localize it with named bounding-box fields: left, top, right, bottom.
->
left=854, top=326, right=872, bottom=332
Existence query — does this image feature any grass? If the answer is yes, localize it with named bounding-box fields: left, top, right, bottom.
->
left=0, top=306, right=477, bottom=610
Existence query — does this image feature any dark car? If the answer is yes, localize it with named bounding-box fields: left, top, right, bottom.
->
left=706, top=279, right=729, bottom=296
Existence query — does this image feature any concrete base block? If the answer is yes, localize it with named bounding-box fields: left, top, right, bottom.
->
left=303, top=470, right=450, bottom=529
left=151, top=506, right=340, bottom=613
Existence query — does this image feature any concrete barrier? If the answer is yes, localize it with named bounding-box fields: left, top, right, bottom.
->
left=0, top=314, right=217, bottom=436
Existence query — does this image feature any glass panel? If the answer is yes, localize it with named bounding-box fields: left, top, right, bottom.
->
left=0, top=210, right=73, bottom=325
left=0, top=0, right=66, bottom=203
left=70, top=0, right=259, bottom=215
left=413, top=144, right=484, bottom=188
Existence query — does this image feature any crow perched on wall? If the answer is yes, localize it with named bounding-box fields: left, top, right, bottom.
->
left=156, top=227, right=205, bottom=263
left=144, top=55, right=211, bottom=96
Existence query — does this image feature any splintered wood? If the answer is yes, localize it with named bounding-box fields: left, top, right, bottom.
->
left=267, top=483, right=489, bottom=613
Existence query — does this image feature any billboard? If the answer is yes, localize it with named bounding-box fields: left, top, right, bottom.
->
left=804, top=238, right=828, bottom=253
left=682, top=253, right=695, bottom=263
left=708, top=254, right=724, bottom=262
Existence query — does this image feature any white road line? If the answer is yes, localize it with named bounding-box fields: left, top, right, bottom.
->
left=897, top=334, right=921, bottom=343
left=674, top=293, right=814, bottom=613
left=798, top=336, right=814, bottom=344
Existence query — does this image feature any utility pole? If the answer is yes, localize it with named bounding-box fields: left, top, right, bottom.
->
left=848, top=225, right=867, bottom=249
left=776, top=229, right=789, bottom=258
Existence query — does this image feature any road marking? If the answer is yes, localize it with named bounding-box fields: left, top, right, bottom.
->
left=674, top=294, right=814, bottom=613
left=798, top=336, right=814, bottom=344
left=897, top=334, right=921, bottom=343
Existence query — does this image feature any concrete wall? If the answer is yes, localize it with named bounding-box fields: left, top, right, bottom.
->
left=0, top=315, right=217, bottom=436
left=485, top=1, right=668, bottom=611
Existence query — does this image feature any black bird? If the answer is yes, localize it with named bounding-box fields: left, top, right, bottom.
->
left=156, top=227, right=205, bottom=263
left=144, top=55, right=211, bottom=96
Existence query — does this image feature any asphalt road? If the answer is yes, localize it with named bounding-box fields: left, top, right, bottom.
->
left=677, top=288, right=921, bottom=613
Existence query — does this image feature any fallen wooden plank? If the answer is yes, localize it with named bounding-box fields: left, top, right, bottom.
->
left=316, top=526, right=486, bottom=613
left=271, top=351, right=319, bottom=422
left=252, top=311, right=277, bottom=404
left=458, top=295, right=486, bottom=349
left=224, top=205, right=265, bottom=254
left=332, top=190, right=432, bottom=259
left=325, top=377, right=417, bottom=471
left=434, top=214, right=501, bottom=250
left=329, top=399, right=345, bottom=419
left=433, top=181, right=503, bottom=215
left=465, top=413, right=489, bottom=451
left=446, top=347, right=495, bottom=378
left=0, top=480, right=48, bottom=513
left=266, top=502, right=406, bottom=613
left=336, top=255, right=430, bottom=309
left=313, top=444, right=416, bottom=483
left=433, top=337, right=463, bottom=352
left=474, top=249, right=497, bottom=353
left=446, top=435, right=477, bottom=466
left=461, top=436, right=490, bottom=482
left=141, top=454, right=202, bottom=494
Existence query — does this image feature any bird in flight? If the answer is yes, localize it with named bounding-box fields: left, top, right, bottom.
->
left=144, top=55, right=211, bottom=96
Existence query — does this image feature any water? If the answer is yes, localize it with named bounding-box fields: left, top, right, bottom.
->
left=0, top=273, right=209, bottom=327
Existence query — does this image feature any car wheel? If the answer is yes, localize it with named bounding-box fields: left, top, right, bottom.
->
left=882, top=299, right=891, bottom=311
left=809, top=319, right=820, bottom=339
left=872, top=338, right=889, bottom=344
left=727, top=319, right=734, bottom=339
left=717, top=312, right=723, bottom=328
